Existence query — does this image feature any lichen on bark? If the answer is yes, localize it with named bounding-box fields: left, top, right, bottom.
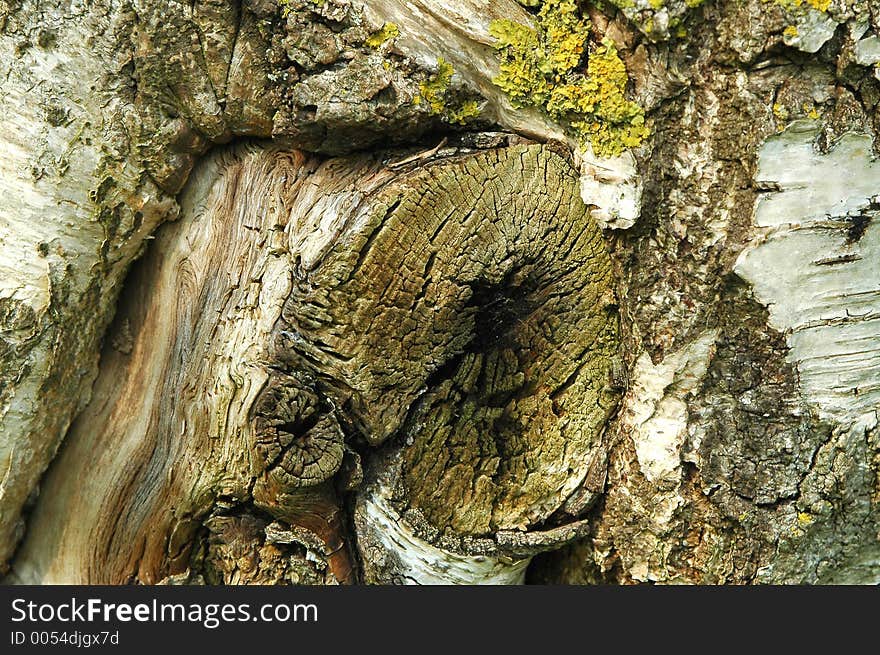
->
left=490, top=0, right=649, bottom=157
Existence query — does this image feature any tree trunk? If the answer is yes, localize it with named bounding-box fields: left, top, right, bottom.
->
left=1, top=0, right=878, bottom=585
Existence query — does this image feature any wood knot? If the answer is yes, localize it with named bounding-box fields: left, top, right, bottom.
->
left=253, top=373, right=345, bottom=489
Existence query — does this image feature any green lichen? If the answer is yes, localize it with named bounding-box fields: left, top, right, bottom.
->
left=416, top=58, right=481, bottom=126
left=489, top=0, right=648, bottom=158
left=365, top=22, right=399, bottom=48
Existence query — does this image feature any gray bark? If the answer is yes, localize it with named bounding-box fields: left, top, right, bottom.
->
left=1, top=0, right=878, bottom=584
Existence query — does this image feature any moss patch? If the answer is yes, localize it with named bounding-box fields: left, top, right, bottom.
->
left=489, top=0, right=649, bottom=158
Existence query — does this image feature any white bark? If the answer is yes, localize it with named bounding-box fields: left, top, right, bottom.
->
left=735, top=121, right=880, bottom=422
left=0, top=0, right=177, bottom=567
left=358, top=486, right=531, bottom=585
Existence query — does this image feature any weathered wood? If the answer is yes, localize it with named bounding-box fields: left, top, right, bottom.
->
left=11, top=141, right=619, bottom=584
left=12, top=145, right=346, bottom=583
left=0, top=0, right=585, bottom=570
left=1, top=0, right=646, bottom=572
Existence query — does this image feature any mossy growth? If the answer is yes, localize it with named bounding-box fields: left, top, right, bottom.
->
left=415, top=58, right=482, bottom=126
left=365, top=22, right=399, bottom=48
left=489, top=0, right=648, bottom=158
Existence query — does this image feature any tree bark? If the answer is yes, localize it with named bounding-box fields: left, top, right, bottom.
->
left=2, top=0, right=879, bottom=584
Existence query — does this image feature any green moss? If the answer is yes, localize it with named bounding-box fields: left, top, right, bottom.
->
left=365, top=22, right=399, bottom=48
left=416, top=58, right=481, bottom=126
left=490, top=0, right=648, bottom=158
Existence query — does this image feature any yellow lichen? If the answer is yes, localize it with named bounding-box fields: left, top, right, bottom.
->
left=447, top=100, right=482, bottom=125
left=365, top=22, right=399, bottom=48
left=774, top=100, right=821, bottom=122
left=416, top=58, right=455, bottom=115
left=489, top=0, right=648, bottom=158
left=797, top=512, right=815, bottom=526
left=803, top=103, right=820, bottom=119
left=773, top=103, right=790, bottom=120
left=415, top=59, right=481, bottom=125
left=767, top=0, right=831, bottom=13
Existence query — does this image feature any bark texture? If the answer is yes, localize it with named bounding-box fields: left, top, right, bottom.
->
left=2, top=0, right=880, bottom=584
